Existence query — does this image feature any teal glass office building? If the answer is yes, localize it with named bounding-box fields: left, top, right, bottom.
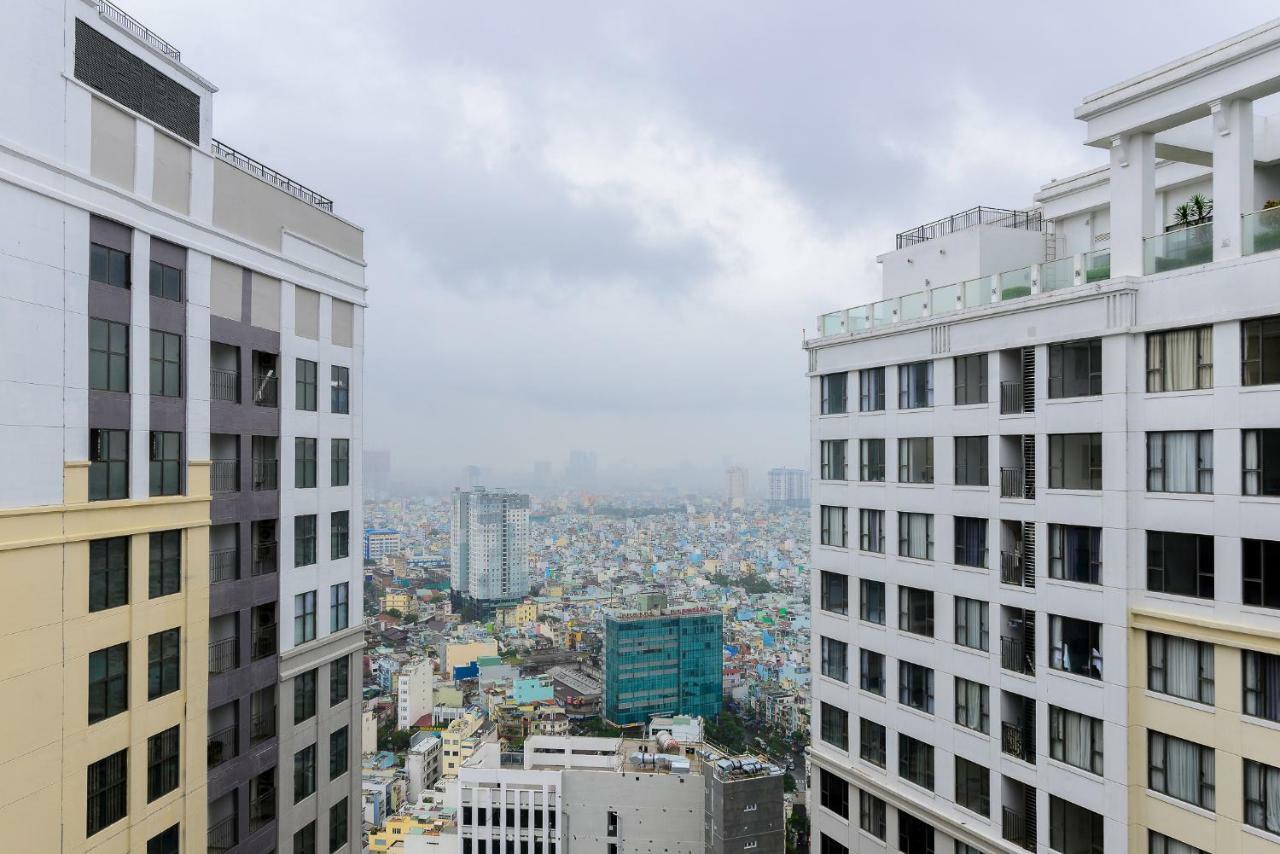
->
left=603, top=608, right=724, bottom=725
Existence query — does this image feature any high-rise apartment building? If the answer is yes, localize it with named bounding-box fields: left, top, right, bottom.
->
left=768, top=467, right=810, bottom=509
left=451, top=488, right=531, bottom=602
left=808, top=22, right=1280, bottom=854
left=0, top=3, right=365, bottom=851
left=603, top=606, right=724, bottom=726
left=397, top=660, right=435, bottom=730
left=726, top=466, right=749, bottom=509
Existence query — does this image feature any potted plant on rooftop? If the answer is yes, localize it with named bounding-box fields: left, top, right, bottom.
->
left=1158, top=193, right=1213, bottom=271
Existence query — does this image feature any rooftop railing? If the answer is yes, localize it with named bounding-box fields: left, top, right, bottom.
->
left=97, top=0, right=181, bottom=63
left=895, top=206, right=1041, bottom=249
left=212, top=140, right=335, bottom=213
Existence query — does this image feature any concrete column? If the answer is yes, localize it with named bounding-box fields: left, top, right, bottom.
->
left=1109, top=132, right=1155, bottom=277
left=130, top=230, right=151, bottom=499
left=1212, top=98, right=1254, bottom=260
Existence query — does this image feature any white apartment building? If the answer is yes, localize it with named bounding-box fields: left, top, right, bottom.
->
left=451, top=488, right=532, bottom=602
left=399, top=660, right=437, bottom=730
left=808, top=20, right=1280, bottom=854
left=770, top=467, right=811, bottom=508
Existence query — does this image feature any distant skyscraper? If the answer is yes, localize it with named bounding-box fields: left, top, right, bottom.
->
left=726, top=465, right=749, bottom=508
left=566, top=449, right=597, bottom=488
left=767, top=467, right=809, bottom=509
left=603, top=605, right=723, bottom=725
left=451, top=488, right=532, bottom=601
left=365, top=448, right=391, bottom=497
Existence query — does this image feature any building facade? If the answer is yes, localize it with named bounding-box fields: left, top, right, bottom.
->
left=807, top=21, right=1280, bottom=854
left=450, top=488, right=531, bottom=602
left=398, top=661, right=435, bottom=730
left=603, top=607, right=724, bottom=726
left=768, top=467, right=810, bottom=509
left=726, top=466, right=749, bottom=509
left=0, top=2, right=365, bottom=851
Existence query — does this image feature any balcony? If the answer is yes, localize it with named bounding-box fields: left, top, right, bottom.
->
left=207, top=814, right=237, bottom=853
left=999, top=467, right=1025, bottom=499
left=249, top=786, right=276, bottom=833
left=999, top=383, right=1022, bottom=416
left=1000, top=550, right=1023, bottom=585
left=250, top=708, right=276, bottom=743
left=251, top=623, right=277, bottom=661
left=213, top=139, right=335, bottom=213
left=209, top=547, right=238, bottom=584
left=252, top=459, right=278, bottom=491
left=252, top=541, right=278, bottom=576
left=1084, top=249, right=1110, bottom=283
left=208, top=724, right=239, bottom=768
left=252, top=372, right=278, bottom=407
left=209, top=637, right=238, bottom=675
left=1001, top=636, right=1034, bottom=676
left=210, top=367, right=239, bottom=402
left=1001, top=721, right=1034, bottom=764
left=1144, top=222, right=1213, bottom=274
left=1244, top=208, right=1280, bottom=255
left=895, top=206, right=1041, bottom=249
left=1001, top=806, right=1034, bottom=851
left=210, top=459, right=239, bottom=493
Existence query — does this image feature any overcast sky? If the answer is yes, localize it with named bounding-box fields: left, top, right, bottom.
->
left=128, top=1, right=1267, bottom=488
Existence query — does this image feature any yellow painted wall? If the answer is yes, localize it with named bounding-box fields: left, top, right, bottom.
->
left=0, top=462, right=210, bottom=852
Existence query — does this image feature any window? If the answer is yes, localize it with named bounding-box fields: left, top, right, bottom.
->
left=332, top=438, right=350, bottom=486
left=1048, top=433, right=1102, bottom=490
left=1049, top=525, right=1101, bottom=584
left=860, top=439, right=885, bottom=481
left=330, top=655, right=350, bottom=705
left=329, top=797, right=349, bottom=852
left=820, top=505, right=847, bottom=548
left=898, top=437, right=933, bottom=483
left=954, top=353, right=988, bottom=405
left=1244, top=537, right=1280, bottom=608
left=820, top=636, right=847, bottom=682
left=954, top=436, right=988, bottom=486
left=818, top=768, right=848, bottom=818
left=859, top=367, right=885, bottom=411
left=89, top=536, right=129, bottom=612
left=149, top=330, right=181, bottom=397
left=86, top=749, right=128, bottom=836
left=954, top=597, right=988, bottom=651
left=1048, top=338, right=1102, bottom=398
left=149, top=260, right=182, bottom=301
left=859, top=509, right=885, bottom=553
left=1147, top=530, right=1214, bottom=599
left=860, top=649, right=884, bottom=695
left=148, top=530, right=181, bottom=598
left=147, top=628, right=179, bottom=700
left=954, top=756, right=989, bottom=816
left=820, top=440, right=847, bottom=480
left=954, top=678, right=988, bottom=733
left=146, top=725, right=179, bottom=801
left=296, top=821, right=317, bottom=854
left=89, top=318, right=129, bottom=392
left=898, top=734, right=934, bottom=790
left=331, top=365, right=350, bottom=414
left=1147, top=326, right=1212, bottom=391
left=295, top=591, right=317, bottom=644
left=331, top=582, right=349, bottom=632
left=294, top=744, right=317, bottom=802
left=295, top=438, right=317, bottom=488
left=898, top=586, right=934, bottom=636
left=954, top=517, right=987, bottom=567
left=898, top=812, right=934, bottom=854
left=1049, top=797, right=1103, bottom=854
left=821, top=373, right=848, bottom=414
left=1243, top=429, right=1280, bottom=496
left=1049, top=615, right=1102, bottom=679
left=898, top=361, right=933, bottom=409
left=90, top=242, right=129, bottom=288
left=295, top=669, right=318, bottom=723
left=1049, top=706, right=1103, bottom=775
left=820, top=571, right=848, bottom=615
left=819, top=702, right=848, bottom=750
left=149, top=431, right=181, bottom=496
left=147, top=825, right=179, bottom=854
left=860, top=579, right=885, bottom=624
left=898, top=512, right=933, bottom=560
left=819, top=835, right=848, bottom=854
left=1148, top=431, right=1213, bottom=493
left=1243, top=315, right=1280, bottom=386
left=295, top=514, right=317, bottom=566
left=859, top=791, right=886, bottom=840
left=1244, top=758, right=1280, bottom=836
left=330, top=726, right=349, bottom=779
left=1149, top=831, right=1207, bottom=854
left=898, top=661, right=933, bottom=713
left=859, top=719, right=885, bottom=767
left=296, top=358, right=318, bottom=410
left=89, top=428, right=128, bottom=500
left=1148, top=731, right=1214, bottom=809
left=1244, top=650, right=1280, bottom=722
left=88, top=642, right=128, bottom=724
left=1148, top=633, right=1214, bottom=705
left=331, top=511, right=350, bottom=560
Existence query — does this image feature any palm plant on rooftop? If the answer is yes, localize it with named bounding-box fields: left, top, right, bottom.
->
left=1173, top=193, right=1213, bottom=228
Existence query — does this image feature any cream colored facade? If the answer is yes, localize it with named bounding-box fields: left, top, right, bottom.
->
left=442, top=710, right=486, bottom=778
left=444, top=640, right=499, bottom=672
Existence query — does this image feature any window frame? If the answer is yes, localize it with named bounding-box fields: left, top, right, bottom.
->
left=859, top=718, right=885, bottom=767
left=954, top=756, right=990, bottom=817
left=1243, top=315, right=1280, bottom=387
left=1048, top=705, right=1104, bottom=776
left=294, top=437, right=317, bottom=488
left=1147, top=530, right=1214, bottom=599
left=1147, top=632, right=1214, bottom=705
left=88, top=642, right=129, bottom=724
left=1148, top=730, right=1215, bottom=810
left=859, top=648, right=884, bottom=695
left=820, top=439, right=847, bottom=481
left=954, top=353, right=988, bottom=406
left=954, top=597, right=988, bottom=651
left=331, top=364, right=350, bottom=414
left=897, top=360, right=933, bottom=409
left=1244, top=758, right=1280, bottom=836
left=148, top=259, right=182, bottom=301
left=820, top=372, right=848, bottom=415
left=898, top=586, right=934, bottom=637
left=294, top=590, right=317, bottom=644
left=147, top=628, right=180, bottom=700
left=897, top=733, right=934, bottom=791
left=146, top=725, right=180, bottom=802
left=859, top=579, right=885, bottom=624
left=1243, top=649, right=1280, bottom=723
left=953, top=516, right=988, bottom=568
left=954, top=435, right=988, bottom=486
left=89, top=536, right=129, bottom=612
left=86, top=749, right=129, bottom=836
left=858, top=367, right=885, bottom=412
left=331, top=581, right=350, bottom=632
left=858, top=791, right=886, bottom=839
left=89, top=242, right=130, bottom=289
left=819, top=505, right=847, bottom=548
left=330, top=655, right=350, bottom=706
left=897, top=660, right=934, bottom=714
left=819, top=571, right=848, bottom=616
left=330, top=726, right=349, bottom=780
left=148, top=430, right=182, bottom=497
left=149, top=329, right=182, bottom=397
left=954, top=677, right=989, bottom=733
left=296, top=358, right=318, bottom=411
left=331, top=510, right=350, bottom=560
left=1244, top=537, right=1280, bottom=608
left=1048, top=432, right=1103, bottom=490
left=1048, top=524, right=1102, bottom=584
left=859, top=438, right=885, bottom=482
left=859, top=508, right=884, bottom=553
left=1147, top=430, right=1213, bottom=494
left=820, top=635, right=848, bottom=683
left=331, top=438, right=350, bottom=486
left=897, top=437, right=934, bottom=484
left=818, top=768, right=849, bottom=819
left=897, top=512, right=934, bottom=560
left=1047, top=337, right=1102, bottom=399
left=89, top=318, right=129, bottom=392
left=295, top=668, right=318, bottom=724
left=89, top=427, right=129, bottom=501
left=148, top=530, right=181, bottom=599
left=819, top=702, right=848, bottom=751
left=294, top=743, right=317, bottom=803
left=295, top=514, right=318, bottom=567
left=1146, top=326, right=1213, bottom=392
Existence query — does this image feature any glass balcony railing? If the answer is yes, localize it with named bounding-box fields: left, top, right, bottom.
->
left=1244, top=208, right=1280, bottom=256
left=929, top=282, right=961, bottom=316
left=899, top=291, right=927, bottom=322
left=1039, top=256, right=1074, bottom=292
left=1144, top=222, right=1213, bottom=274
left=871, top=298, right=897, bottom=327
left=962, top=276, right=991, bottom=308
left=999, top=266, right=1033, bottom=300
left=1084, top=249, right=1110, bottom=283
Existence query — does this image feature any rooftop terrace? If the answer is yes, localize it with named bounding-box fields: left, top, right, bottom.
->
left=894, top=205, right=1042, bottom=249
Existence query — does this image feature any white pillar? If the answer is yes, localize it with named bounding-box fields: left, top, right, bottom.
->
left=1212, top=98, right=1254, bottom=260
left=1109, top=132, right=1155, bottom=277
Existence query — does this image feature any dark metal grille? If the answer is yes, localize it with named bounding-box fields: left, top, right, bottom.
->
left=896, top=206, right=1042, bottom=249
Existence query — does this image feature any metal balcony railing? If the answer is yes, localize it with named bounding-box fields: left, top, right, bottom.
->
left=210, top=459, right=239, bottom=493
left=250, top=708, right=277, bottom=744
left=209, top=637, right=239, bottom=675
left=896, top=206, right=1041, bottom=249
left=252, top=372, right=278, bottom=407
left=1001, top=722, right=1035, bottom=764
left=1001, top=806, right=1034, bottom=851
left=1001, top=636, right=1034, bottom=676
left=252, top=541, right=278, bottom=576
left=208, top=724, right=239, bottom=768
left=96, top=0, right=181, bottom=62
left=210, top=367, right=239, bottom=402
left=252, top=459, right=278, bottom=491
left=249, top=788, right=276, bottom=832
left=212, top=140, right=335, bottom=213
left=1000, top=550, right=1024, bottom=585
left=251, top=623, right=277, bottom=661
left=207, top=814, right=237, bottom=852
left=1000, top=467, right=1032, bottom=499
left=209, top=547, right=239, bottom=583
left=1000, top=381, right=1024, bottom=415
